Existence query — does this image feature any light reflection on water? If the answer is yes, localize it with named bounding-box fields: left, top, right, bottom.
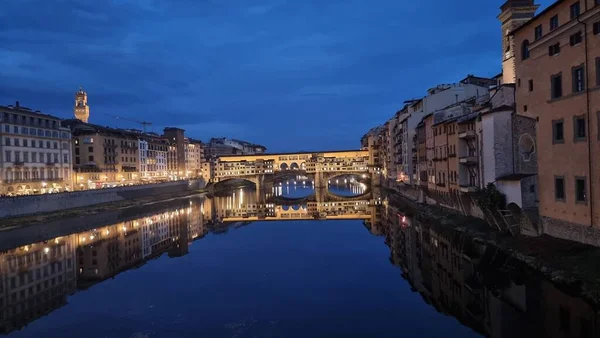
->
left=0, top=186, right=595, bottom=337
left=272, top=178, right=368, bottom=199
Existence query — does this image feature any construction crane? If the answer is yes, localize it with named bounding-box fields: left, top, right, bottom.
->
left=104, top=113, right=152, bottom=132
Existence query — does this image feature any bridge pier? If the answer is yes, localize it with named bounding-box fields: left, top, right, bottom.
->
left=314, top=172, right=326, bottom=189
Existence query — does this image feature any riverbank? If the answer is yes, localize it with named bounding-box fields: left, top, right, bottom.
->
left=0, top=189, right=206, bottom=231
left=386, top=187, right=600, bottom=308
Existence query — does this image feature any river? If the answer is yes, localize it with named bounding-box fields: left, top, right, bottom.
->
left=0, top=184, right=596, bottom=337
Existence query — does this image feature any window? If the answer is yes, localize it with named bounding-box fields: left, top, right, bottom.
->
left=63, top=154, right=69, bottom=163
left=572, top=65, right=585, bottom=92
left=570, top=2, right=580, bottom=19
left=596, top=57, right=600, bottom=88
left=574, top=115, right=586, bottom=140
left=14, top=139, right=19, bottom=146
left=524, top=105, right=528, bottom=112
left=576, top=177, right=587, bottom=203
left=534, top=25, right=543, bottom=40
left=23, top=139, right=27, bottom=147
left=88, top=155, right=94, bottom=162
left=75, top=148, right=80, bottom=155
left=521, top=40, right=530, bottom=60
left=32, top=152, right=37, bottom=162
left=594, top=21, right=600, bottom=35
left=88, top=146, right=93, bottom=152
left=555, top=176, right=566, bottom=201
left=4, top=138, right=9, bottom=146
left=551, top=73, right=563, bottom=99
left=12, top=126, right=17, bottom=133
left=3, top=125, right=8, bottom=133
left=550, top=15, right=559, bottom=30
left=549, top=43, right=560, bottom=56
left=569, top=31, right=582, bottom=46
left=553, top=119, right=565, bottom=143
left=528, top=79, right=534, bottom=91
left=4, top=151, right=10, bottom=162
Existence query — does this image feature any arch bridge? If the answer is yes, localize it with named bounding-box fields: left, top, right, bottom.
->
left=212, top=150, right=370, bottom=188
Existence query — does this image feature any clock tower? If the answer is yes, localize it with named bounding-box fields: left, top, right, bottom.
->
left=74, top=87, right=90, bottom=123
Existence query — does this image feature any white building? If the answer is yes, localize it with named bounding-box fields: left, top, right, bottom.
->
left=476, top=84, right=537, bottom=210
left=398, top=75, right=495, bottom=186
left=139, top=135, right=168, bottom=181
left=184, top=139, right=202, bottom=178
left=0, top=102, right=73, bottom=195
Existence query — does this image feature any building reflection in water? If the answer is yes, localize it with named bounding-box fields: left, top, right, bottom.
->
left=1, top=186, right=599, bottom=337
left=380, top=199, right=600, bottom=338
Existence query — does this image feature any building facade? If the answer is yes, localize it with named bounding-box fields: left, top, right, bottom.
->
left=64, top=120, right=140, bottom=189
left=513, top=0, right=600, bottom=243
left=184, top=138, right=203, bottom=178
left=0, top=103, right=73, bottom=195
left=139, top=134, right=169, bottom=181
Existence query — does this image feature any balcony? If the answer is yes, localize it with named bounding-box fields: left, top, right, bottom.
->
left=13, top=161, right=24, bottom=166
left=459, top=130, right=476, bottom=139
left=460, top=185, right=478, bottom=193
left=448, top=153, right=457, bottom=158
left=459, top=156, right=477, bottom=165
left=104, top=143, right=117, bottom=149
left=45, top=162, right=56, bottom=166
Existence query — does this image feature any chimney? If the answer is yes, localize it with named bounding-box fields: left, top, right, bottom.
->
left=15, top=101, right=19, bottom=108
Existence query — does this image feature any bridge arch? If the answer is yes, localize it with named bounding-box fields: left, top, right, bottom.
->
left=213, top=177, right=260, bottom=188
left=280, top=163, right=289, bottom=171
left=290, top=162, right=299, bottom=170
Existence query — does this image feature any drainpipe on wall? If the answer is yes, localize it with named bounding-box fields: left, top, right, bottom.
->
left=577, top=15, right=594, bottom=228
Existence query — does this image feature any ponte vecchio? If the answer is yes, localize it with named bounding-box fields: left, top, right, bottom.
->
left=212, top=150, right=372, bottom=191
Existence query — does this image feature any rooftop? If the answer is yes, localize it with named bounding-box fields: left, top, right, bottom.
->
left=0, top=102, right=62, bottom=121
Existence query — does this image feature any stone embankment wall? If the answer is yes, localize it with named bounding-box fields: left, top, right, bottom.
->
left=542, top=216, right=600, bottom=247
left=390, top=182, right=484, bottom=219
left=0, top=179, right=204, bottom=218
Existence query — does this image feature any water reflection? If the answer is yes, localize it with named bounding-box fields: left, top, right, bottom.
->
left=0, top=186, right=598, bottom=337
left=272, top=175, right=368, bottom=199
left=381, top=200, right=599, bottom=338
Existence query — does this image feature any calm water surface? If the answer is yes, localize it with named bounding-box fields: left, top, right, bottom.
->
left=0, top=184, right=595, bottom=337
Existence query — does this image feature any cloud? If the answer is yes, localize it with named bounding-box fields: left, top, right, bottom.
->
left=0, top=0, right=505, bottom=150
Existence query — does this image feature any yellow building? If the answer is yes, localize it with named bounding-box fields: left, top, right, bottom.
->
left=64, top=120, right=141, bottom=190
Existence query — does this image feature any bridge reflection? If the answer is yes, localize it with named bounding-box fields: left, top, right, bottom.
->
left=1, top=188, right=599, bottom=337
left=207, top=186, right=381, bottom=223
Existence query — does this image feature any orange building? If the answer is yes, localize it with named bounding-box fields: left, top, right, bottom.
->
left=513, top=0, right=600, bottom=244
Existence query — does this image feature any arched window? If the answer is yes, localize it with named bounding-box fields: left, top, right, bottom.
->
left=521, top=40, right=530, bottom=60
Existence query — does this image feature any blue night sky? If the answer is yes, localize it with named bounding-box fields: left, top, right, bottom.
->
left=0, top=0, right=553, bottom=152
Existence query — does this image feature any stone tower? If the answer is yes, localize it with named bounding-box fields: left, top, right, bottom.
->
left=74, top=87, right=90, bottom=123
left=498, top=0, right=539, bottom=84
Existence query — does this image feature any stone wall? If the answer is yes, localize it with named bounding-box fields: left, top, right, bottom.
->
left=0, top=179, right=204, bottom=219
left=542, top=216, right=600, bottom=247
